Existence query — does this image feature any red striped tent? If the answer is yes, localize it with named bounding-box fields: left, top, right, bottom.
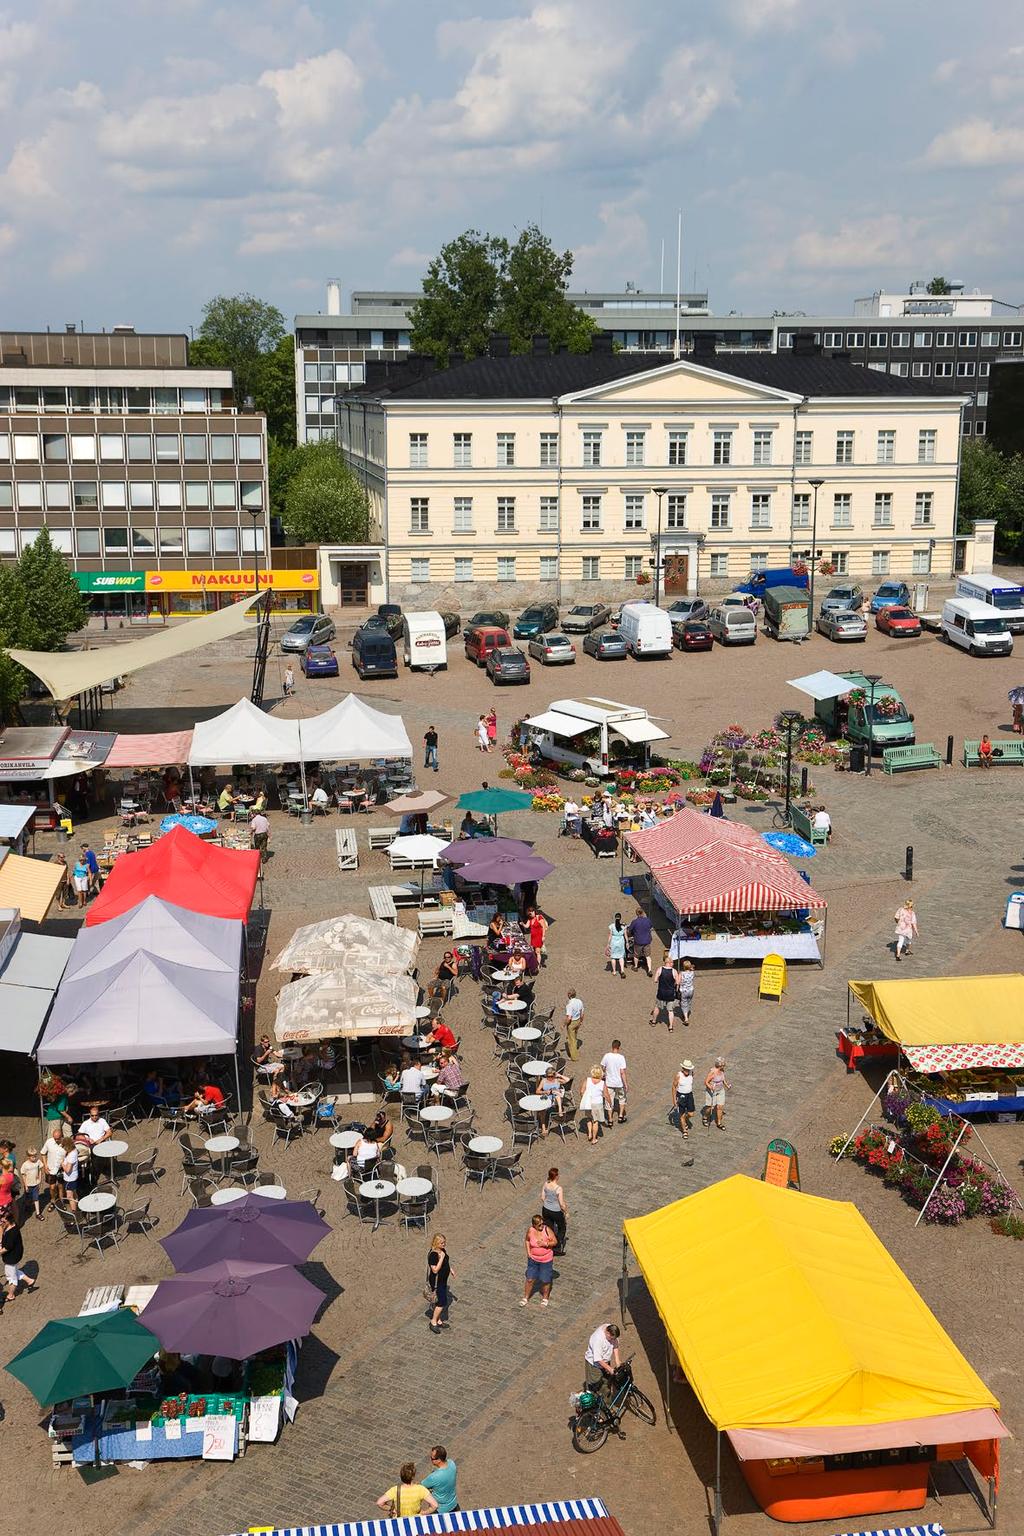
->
left=626, top=807, right=826, bottom=915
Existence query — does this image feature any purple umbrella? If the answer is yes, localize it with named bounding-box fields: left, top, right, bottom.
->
left=142, top=1259, right=324, bottom=1360
left=159, top=1195, right=331, bottom=1272
left=453, top=848, right=555, bottom=886
left=440, top=837, right=535, bottom=865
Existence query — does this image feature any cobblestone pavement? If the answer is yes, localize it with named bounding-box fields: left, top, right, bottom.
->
left=6, top=615, right=1024, bottom=1536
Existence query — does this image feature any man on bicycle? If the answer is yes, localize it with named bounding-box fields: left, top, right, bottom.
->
left=584, top=1322, right=621, bottom=1398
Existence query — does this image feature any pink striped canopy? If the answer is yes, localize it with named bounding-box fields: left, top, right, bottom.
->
left=104, top=731, right=194, bottom=768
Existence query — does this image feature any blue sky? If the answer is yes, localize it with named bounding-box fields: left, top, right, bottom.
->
left=1, top=0, right=1022, bottom=331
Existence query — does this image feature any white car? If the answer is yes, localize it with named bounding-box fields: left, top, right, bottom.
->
left=527, top=633, right=576, bottom=665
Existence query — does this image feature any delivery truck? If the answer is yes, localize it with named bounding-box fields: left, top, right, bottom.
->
left=762, top=586, right=810, bottom=641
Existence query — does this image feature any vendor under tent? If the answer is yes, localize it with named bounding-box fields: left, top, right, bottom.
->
left=0, top=909, right=73, bottom=1053
left=270, top=913, right=418, bottom=976
left=274, top=966, right=417, bottom=1100
left=103, top=730, right=195, bottom=770
left=0, top=853, right=67, bottom=923
left=84, top=825, right=260, bottom=926
left=623, top=1175, right=1006, bottom=1529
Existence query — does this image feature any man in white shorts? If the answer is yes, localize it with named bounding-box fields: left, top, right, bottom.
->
left=600, top=1040, right=629, bottom=1125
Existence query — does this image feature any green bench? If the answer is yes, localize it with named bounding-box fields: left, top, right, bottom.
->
left=791, top=805, right=829, bottom=846
left=882, top=743, right=942, bottom=774
left=963, top=738, right=1024, bottom=767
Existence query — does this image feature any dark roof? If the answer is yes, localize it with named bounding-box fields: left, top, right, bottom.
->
left=361, top=350, right=962, bottom=402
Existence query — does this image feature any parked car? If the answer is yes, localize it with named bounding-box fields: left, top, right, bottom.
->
left=819, top=583, right=864, bottom=616
left=562, top=602, right=612, bottom=634
left=707, top=605, right=757, bottom=645
left=438, top=609, right=461, bottom=638
left=513, top=603, right=559, bottom=639
left=583, top=628, right=628, bottom=660
left=666, top=597, right=709, bottom=623
left=464, top=625, right=512, bottom=666
left=876, top=605, right=922, bottom=637
left=815, top=609, right=868, bottom=643
left=300, top=643, right=339, bottom=677
left=527, top=633, right=576, bottom=665
left=466, top=609, right=509, bottom=631
left=869, top=581, right=912, bottom=614
left=359, top=611, right=403, bottom=640
left=486, top=646, right=531, bottom=684
left=673, top=619, right=714, bottom=652
left=351, top=628, right=398, bottom=679
left=377, top=603, right=402, bottom=619
left=280, top=614, right=336, bottom=653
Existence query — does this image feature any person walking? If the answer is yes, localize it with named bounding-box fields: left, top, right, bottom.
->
left=607, top=913, right=627, bottom=977
left=251, top=809, right=270, bottom=861
left=423, top=724, right=440, bottom=772
left=41, top=1126, right=65, bottom=1210
left=564, top=989, right=585, bottom=1061
left=541, top=1168, right=568, bottom=1254
left=526, top=906, right=548, bottom=969
left=426, top=1233, right=451, bottom=1334
left=1, top=1210, right=36, bottom=1301
left=475, top=715, right=490, bottom=753
left=651, top=950, right=681, bottom=1032
left=703, top=1057, right=731, bottom=1131
left=672, top=1060, right=695, bottom=1138
left=676, top=959, right=696, bottom=1025
left=486, top=708, right=498, bottom=751
left=521, top=1212, right=557, bottom=1307
left=71, top=854, right=89, bottom=909
left=600, top=1040, right=629, bottom=1125
left=60, top=1135, right=80, bottom=1211
left=579, top=1065, right=611, bottom=1144
left=19, top=1148, right=44, bottom=1222
left=283, top=664, right=295, bottom=698
left=894, top=899, right=918, bottom=961
left=80, top=843, right=101, bottom=896
left=627, top=906, right=654, bottom=975
left=422, top=1446, right=459, bottom=1514
left=1014, top=700, right=1024, bottom=735
left=376, top=1465, right=438, bottom=1517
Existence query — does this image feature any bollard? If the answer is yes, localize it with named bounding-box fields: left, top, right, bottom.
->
left=800, top=767, right=809, bottom=795
left=946, top=735, right=954, bottom=766
left=905, top=845, right=913, bottom=882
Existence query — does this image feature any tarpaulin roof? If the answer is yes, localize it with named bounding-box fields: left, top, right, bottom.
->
left=0, top=928, right=74, bottom=1054
left=626, top=808, right=826, bottom=914
left=786, top=668, right=859, bottom=702
left=0, top=807, right=35, bottom=841
left=0, top=854, right=66, bottom=923
left=103, top=731, right=195, bottom=769
left=849, top=975, right=1024, bottom=1047
left=84, top=825, right=259, bottom=926
left=274, top=967, right=418, bottom=1043
left=64, top=895, right=241, bottom=982
left=297, top=692, right=413, bottom=761
left=271, top=913, right=418, bottom=975
left=224, top=1499, right=620, bottom=1536
left=903, top=1042, right=1024, bottom=1072
left=9, top=594, right=259, bottom=701
left=188, top=698, right=301, bottom=767
left=729, top=1408, right=1009, bottom=1461
left=624, top=1176, right=998, bottom=1435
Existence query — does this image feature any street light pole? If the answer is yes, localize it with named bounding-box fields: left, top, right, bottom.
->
left=779, top=709, right=801, bottom=825
left=807, top=478, right=824, bottom=621
left=863, top=673, right=881, bottom=776
left=652, top=487, right=668, bottom=607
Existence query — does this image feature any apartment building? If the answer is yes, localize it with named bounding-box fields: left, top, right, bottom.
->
left=0, top=328, right=318, bottom=619
left=337, top=338, right=965, bottom=609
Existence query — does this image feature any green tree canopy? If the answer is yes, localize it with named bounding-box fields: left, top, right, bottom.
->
left=283, top=442, right=370, bottom=545
left=195, top=293, right=287, bottom=407
left=927, top=276, right=953, bottom=295
left=957, top=437, right=1024, bottom=552
left=254, top=334, right=297, bottom=443
left=17, top=529, right=87, bottom=651
left=409, top=225, right=597, bottom=366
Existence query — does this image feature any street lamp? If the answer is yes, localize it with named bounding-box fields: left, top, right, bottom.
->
left=652, top=487, right=668, bottom=607
left=246, top=507, right=270, bottom=707
left=807, top=479, right=824, bottom=621
left=863, top=673, right=881, bottom=776
left=779, top=709, right=802, bottom=826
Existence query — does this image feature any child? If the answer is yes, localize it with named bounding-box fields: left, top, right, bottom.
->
left=20, top=1148, right=44, bottom=1221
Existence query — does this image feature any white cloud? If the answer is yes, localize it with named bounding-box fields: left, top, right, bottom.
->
left=0, top=14, right=38, bottom=66
left=925, top=116, right=1024, bottom=166
left=574, top=190, right=651, bottom=285
left=750, top=214, right=927, bottom=276
left=729, top=0, right=803, bottom=34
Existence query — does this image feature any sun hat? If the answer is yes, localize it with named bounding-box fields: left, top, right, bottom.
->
left=681, top=1060, right=693, bottom=1071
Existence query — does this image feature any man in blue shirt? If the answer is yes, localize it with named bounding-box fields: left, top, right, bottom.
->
left=627, top=907, right=654, bottom=976
left=422, top=1444, right=458, bottom=1513
left=80, top=843, right=101, bottom=896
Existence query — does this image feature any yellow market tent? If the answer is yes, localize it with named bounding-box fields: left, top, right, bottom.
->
left=623, top=1174, right=997, bottom=1433
left=0, top=855, right=66, bottom=924
left=849, top=973, right=1024, bottom=1047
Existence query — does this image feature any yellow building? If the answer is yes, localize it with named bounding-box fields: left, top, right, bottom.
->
left=337, top=344, right=965, bottom=607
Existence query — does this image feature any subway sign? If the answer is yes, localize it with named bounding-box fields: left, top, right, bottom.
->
left=73, top=572, right=146, bottom=593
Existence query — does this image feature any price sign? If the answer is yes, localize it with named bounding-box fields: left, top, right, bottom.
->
left=759, top=952, right=787, bottom=1003
left=202, top=1414, right=237, bottom=1461
left=762, top=1137, right=800, bottom=1190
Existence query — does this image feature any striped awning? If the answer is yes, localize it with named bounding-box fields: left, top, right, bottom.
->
left=832, top=1524, right=945, bottom=1536
left=656, top=850, right=827, bottom=914
left=227, top=1500, right=616, bottom=1536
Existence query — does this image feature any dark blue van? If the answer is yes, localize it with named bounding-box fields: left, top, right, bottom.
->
left=352, top=627, right=398, bottom=679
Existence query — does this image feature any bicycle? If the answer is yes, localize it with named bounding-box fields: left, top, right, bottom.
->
left=570, top=1356, right=656, bottom=1452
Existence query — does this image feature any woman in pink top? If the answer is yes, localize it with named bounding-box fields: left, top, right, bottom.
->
left=521, top=1213, right=557, bottom=1307
left=894, top=900, right=918, bottom=961
left=0, top=1158, right=15, bottom=1214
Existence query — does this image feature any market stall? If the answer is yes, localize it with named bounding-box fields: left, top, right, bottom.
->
left=0, top=908, right=74, bottom=1054
left=84, top=824, right=260, bottom=926
left=623, top=1175, right=1006, bottom=1529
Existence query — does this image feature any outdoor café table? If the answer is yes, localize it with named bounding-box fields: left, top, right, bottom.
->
left=359, top=1178, right=395, bottom=1230
left=414, top=1005, right=432, bottom=1020
left=419, top=1104, right=453, bottom=1123
left=468, top=1135, right=502, bottom=1156
left=396, top=1176, right=433, bottom=1200
left=253, top=1185, right=286, bottom=1199
left=492, top=969, right=516, bottom=983
left=498, top=998, right=527, bottom=1013
left=78, top=1190, right=117, bottom=1214
left=205, top=1133, right=239, bottom=1175
left=401, top=1036, right=432, bottom=1052
left=518, top=1095, right=549, bottom=1116
left=211, top=1186, right=247, bottom=1206
left=511, top=1025, right=541, bottom=1043
left=90, top=1139, right=129, bottom=1173
left=330, top=1129, right=361, bottom=1168
left=522, top=1060, right=552, bottom=1079
left=420, top=1065, right=439, bottom=1081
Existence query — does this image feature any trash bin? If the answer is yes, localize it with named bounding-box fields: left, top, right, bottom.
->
left=849, top=743, right=866, bottom=773
left=300, top=808, right=314, bottom=826
left=619, top=876, right=633, bottom=896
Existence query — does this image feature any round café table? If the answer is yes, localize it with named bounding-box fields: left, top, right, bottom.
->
left=330, top=1128, right=362, bottom=1169
left=419, top=1104, right=453, bottom=1123
left=414, top=1005, right=432, bottom=1020
left=395, top=1176, right=433, bottom=1200
left=401, top=1036, right=432, bottom=1052
left=359, top=1178, right=396, bottom=1230
left=522, top=1060, right=552, bottom=1079
left=511, top=1025, right=541, bottom=1043
left=498, top=998, right=527, bottom=1013
left=78, top=1190, right=117, bottom=1214
left=519, top=1095, right=549, bottom=1114
left=205, top=1133, right=239, bottom=1176
left=491, top=969, right=516, bottom=982
left=90, top=1139, right=129, bottom=1173
left=468, top=1135, right=502, bottom=1155
left=211, top=1186, right=247, bottom=1206
left=253, top=1184, right=287, bottom=1200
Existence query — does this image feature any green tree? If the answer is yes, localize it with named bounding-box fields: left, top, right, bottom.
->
left=254, top=334, right=297, bottom=443
left=0, top=562, right=36, bottom=649
left=957, top=438, right=1011, bottom=531
left=283, top=443, right=370, bottom=545
left=409, top=225, right=596, bottom=366
left=926, top=276, right=952, bottom=295
left=17, top=529, right=87, bottom=650
left=268, top=438, right=303, bottom=522
left=195, top=293, right=286, bottom=407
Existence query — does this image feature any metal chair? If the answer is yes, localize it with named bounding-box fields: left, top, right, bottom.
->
left=187, top=1176, right=216, bottom=1208
left=269, top=1105, right=305, bottom=1148
left=510, top=1115, right=537, bottom=1149
left=130, top=1148, right=162, bottom=1188
left=462, top=1150, right=491, bottom=1189
left=491, top=1150, right=525, bottom=1184
left=120, top=1200, right=157, bottom=1238
left=55, top=1205, right=88, bottom=1250
left=399, top=1196, right=430, bottom=1231
left=82, top=1211, right=121, bottom=1255
left=424, top=1124, right=455, bottom=1162
left=255, top=1168, right=281, bottom=1188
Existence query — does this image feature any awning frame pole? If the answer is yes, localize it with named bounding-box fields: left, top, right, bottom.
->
left=915, top=1119, right=970, bottom=1227
left=715, top=1428, right=722, bottom=1534
left=619, top=1236, right=628, bottom=1330
left=233, top=1049, right=244, bottom=1126
left=833, top=1066, right=893, bottom=1160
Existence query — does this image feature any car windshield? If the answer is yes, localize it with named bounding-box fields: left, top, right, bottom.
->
left=868, top=699, right=910, bottom=724
left=570, top=606, right=595, bottom=616
left=289, top=617, right=315, bottom=631
left=990, top=590, right=1024, bottom=610
left=546, top=635, right=570, bottom=645
left=876, top=585, right=902, bottom=599
left=836, top=613, right=862, bottom=624
left=970, top=618, right=1007, bottom=634
left=520, top=609, right=545, bottom=620
left=685, top=622, right=709, bottom=633
left=888, top=608, right=915, bottom=620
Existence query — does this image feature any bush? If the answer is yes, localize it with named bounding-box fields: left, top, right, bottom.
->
left=991, top=1213, right=1024, bottom=1239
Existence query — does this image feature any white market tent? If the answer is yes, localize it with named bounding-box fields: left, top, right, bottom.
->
left=275, top=967, right=418, bottom=1043
left=187, top=694, right=412, bottom=779
left=786, top=669, right=858, bottom=703
left=0, top=807, right=36, bottom=844
left=61, top=894, right=242, bottom=982
left=0, top=916, right=74, bottom=1054
left=298, top=693, right=413, bottom=762
left=188, top=699, right=302, bottom=767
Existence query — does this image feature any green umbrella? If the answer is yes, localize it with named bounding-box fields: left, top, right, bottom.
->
left=7, top=1310, right=160, bottom=1405
left=456, top=787, right=534, bottom=816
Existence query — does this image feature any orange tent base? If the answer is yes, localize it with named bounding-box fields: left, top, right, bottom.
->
left=741, top=1459, right=929, bottom=1524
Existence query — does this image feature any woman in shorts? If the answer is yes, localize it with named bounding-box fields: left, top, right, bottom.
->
left=651, top=951, right=680, bottom=1032
left=579, top=1066, right=611, bottom=1145
left=672, top=1060, right=695, bottom=1138
left=521, top=1213, right=557, bottom=1307
left=703, top=1057, right=731, bottom=1130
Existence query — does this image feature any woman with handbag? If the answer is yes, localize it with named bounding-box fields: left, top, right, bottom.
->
left=651, top=950, right=681, bottom=1031
left=426, top=1234, right=451, bottom=1335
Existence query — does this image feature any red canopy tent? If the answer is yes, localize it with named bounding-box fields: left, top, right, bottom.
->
left=85, top=825, right=260, bottom=927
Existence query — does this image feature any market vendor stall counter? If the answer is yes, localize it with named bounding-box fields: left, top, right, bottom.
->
left=837, top=1029, right=899, bottom=1072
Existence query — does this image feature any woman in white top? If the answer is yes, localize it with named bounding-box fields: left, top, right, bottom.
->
left=475, top=716, right=490, bottom=752
left=349, top=1130, right=380, bottom=1178
left=579, top=1066, right=611, bottom=1145
left=672, top=1060, right=695, bottom=1138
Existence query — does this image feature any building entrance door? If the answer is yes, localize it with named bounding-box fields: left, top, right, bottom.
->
left=337, top=563, right=368, bottom=606
left=664, top=554, right=689, bottom=594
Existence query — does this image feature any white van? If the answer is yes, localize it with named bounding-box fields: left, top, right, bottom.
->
left=616, top=602, right=673, bottom=659
left=941, top=597, right=1013, bottom=657
left=707, top=605, right=757, bottom=646
left=955, top=573, right=1024, bottom=633
left=402, top=610, right=448, bottom=670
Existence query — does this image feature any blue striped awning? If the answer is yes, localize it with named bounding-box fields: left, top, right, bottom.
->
left=833, top=1523, right=945, bottom=1536
left=234, top=1498, right=611, bottom=1536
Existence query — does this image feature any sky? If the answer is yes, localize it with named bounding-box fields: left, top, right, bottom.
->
left=1, top=0, right=1022, bottom=333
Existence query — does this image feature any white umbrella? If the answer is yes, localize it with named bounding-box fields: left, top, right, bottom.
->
left=386, top=788, right=449, bottom=815
left=270, top=914, right=418, bottom=975
left=273, top=967, right=418, bottom=1099
left=388, top=834, right=449, bottom=865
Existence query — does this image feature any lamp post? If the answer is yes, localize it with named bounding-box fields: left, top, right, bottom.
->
left=652, top=487, right=668, bottom=607
left=779, top=708, right=802, bottom=826
left=807, top=478, right=824, bottom=621
left=863, top=673, right=881, bottom=776
left=246, top=507, right=269, bottom=707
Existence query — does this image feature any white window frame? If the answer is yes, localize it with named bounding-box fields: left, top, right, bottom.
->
left=496, top=556, right=516, bottom=582
left=453, top=496, right=473, bottom=532
left=830, top=550, right=849, bottom=575
left=835, top=430, right=854, bottom=465
left=749, top=492, right=771, bottom=529
left=624, top=555, right=642, bottom=580
left=667, top=429, right=688, bottom=466
left=539, top=555, right=558, bottom=582
left=410, top=497, right=429, bottom=533
left=539, top=432, right=558, bottom=467
left=582, top=429, right=603, bottom=467
left=710, top=492, right=731, bottom=529
left=876, top=430, right=895, bottom=464
left=623, top=494, right=645, bottom=531
left=409, top=433, right=428, bottom=468
left=625, top=429, right=646, bottom=466
left=666, top=494, right=686, bottom=530
left=709, top=552, right=728, bottom=578
left=832, top=493, right=852, bottom=528
left=496, top=432, right=516, bottom=468
left=914, top=492, right=934, bottom=526
left=581, top=555, right=600, bottom=581
left=873, top=492, right=893, bottom=526
left=410, top=557, right=430, bottom=583
left=453, top=432, right=472, bottom=468
left=539, top=496, right=558, bottom=532
left=871, top=550, right=890, bottom=576
left=454, top=557, right=474, bottom=582
left=912, top=547, right=932, bottom=574
left=792, top=493, right=810, bottom=528
left=751, top=429, right=773, bottom=466
left=496, top=497, right=516, bottom=533
left=793, top=431, right=813, bottom=466
left=712, top=430, right=732, bottom=466
left=581, top=494, right=602, bottom=531
left=917, top=429, right=937, bottom=464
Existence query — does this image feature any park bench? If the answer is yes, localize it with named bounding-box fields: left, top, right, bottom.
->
left=963, top=738, right=1024, bottom=767
left=882, top=743, right=941, bottom=774
left=790, top=805, right=829, bottom=846
left=335, top=828, right=358, bottom=871
left=367, top=824, right=400, bottom=851
left=368, top=886, right=398, bottom=923
left=418, top=908, right=455, bottom=939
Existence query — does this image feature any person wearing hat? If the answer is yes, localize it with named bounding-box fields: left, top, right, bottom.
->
left=672, top=1060, right=695, bottom=1138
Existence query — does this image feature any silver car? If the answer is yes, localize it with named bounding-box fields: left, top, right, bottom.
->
left=527, top=632, right=576, bottom=665
left=665, top=597, right=708, bottom=623
left=815, top=609, right=868, bottom=642
left=819, top=583, right=865, bottom=616
left=562, top=603, right=612, bottom=633
left=281, top=614, right=336, bottom=653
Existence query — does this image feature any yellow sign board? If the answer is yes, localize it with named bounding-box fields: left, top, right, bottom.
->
left=144, top=569, right=318, bottom=593
left=758, top=952, right=787, bottom=1003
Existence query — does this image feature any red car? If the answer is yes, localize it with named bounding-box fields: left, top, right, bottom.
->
left=673, top=620, right=714, bottom=652
left=875, top=605, right=921, bottom=637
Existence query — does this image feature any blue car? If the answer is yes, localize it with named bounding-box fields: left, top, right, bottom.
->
left=301, top=643, right=339, bottom=678
left=869, top=581, right=911, bottom=613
